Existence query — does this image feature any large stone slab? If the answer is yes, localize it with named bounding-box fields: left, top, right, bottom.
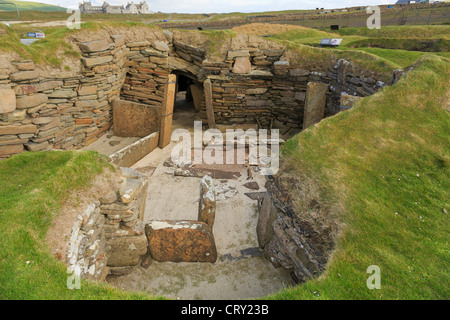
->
left=113, top=99, right=160, bottom=138
left=16, top=93, right=48, bottom=109
left=0, top=89, right=16, bottom=114
left=303, top=82, right=328, bottom=129
left=106, top=235, right=148, bottom=267
left=78, top=39, right=110, bottom=53
left=10, top=70, right=39, bottom=82
left=81, top=56, right=113, bottom=67
left=340, top=94, right=362, bottom=111
left=232, top=56, right=251, bottom=74
left=145, top=220, right=217, bottom=263
left=109, top=132, right=160, bottom=168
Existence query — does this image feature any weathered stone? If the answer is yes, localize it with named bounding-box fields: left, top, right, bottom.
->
left=294, top=91, right=306, bottom=101
left=16, top=93, right=47, bottom=109
left=111, top=34, right=124, bottom=46
left=106, top=235, right=148, bottom=267
left=119, top=178, right=144, bottom=204
left=227, top=50, right=250, bottom=59
left=303, top=82, right=328, bottom=129
left=163, top=30, right=173, bottom=43
left=99, top=191, right=118, bottom=204
left=14, top=81, right=63, bottom=95
left=142, top=48, right=168, bottom=58
left=257, top=193, right=278, bottom=249
left=78, top=39, right=110, bottom=53
left=6, top=109, right=26, bottom=122
left=0, top=144, right=24, bottom=156
left=112, top=99, right=160, bottom=138
left=232, top=56, right=251, bottom=74
left=146, top=220, right=217, bottom=263
left=273, top=61, right=290, bottom=75
left=152, top=41, right=170, bottom=52
left=48, top=90, right=77, bottom=99
left=290, top=68, right=310, bottom=77
left=198, top=176, right=216, bottom=229
left=13, top=61, right=35, bottom=71
left=0, top=124, right=37, bottom=135
left=0, top=89, right=16, bottom=114
left=25, top=141, right=50, bottom=152
left=78, top=85, right=98, bottom=96
left=243, top=181, right=259, bottom=190
left=10, top=70, right=39, bottom=82
left=82, top=56, right=113, bottom=67
left=340, top=94, right=362, bottom=111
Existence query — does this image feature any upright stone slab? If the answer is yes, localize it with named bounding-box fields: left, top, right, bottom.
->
left=303, top=82, right=328, bottom=129
left=112, top=99, right=160, bottom=137
left=233, top=56, right=252, bottom=74
left=198, top=175, right=216, bottom=229
left=145, top=220, right=217, bottom=263
left=0, top=89, right=16, bottom=114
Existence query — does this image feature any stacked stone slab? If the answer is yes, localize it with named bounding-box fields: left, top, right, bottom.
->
left=257, top=178, right=327, bottom=283
left=0, top=35, right=128, bottom=158
left=67, top=166, right=151, bottom=280
left=67, top=202, right=109, bottom=282
left=0, top=31, right=393, bottom=159
left=100, top=167, right=149, bottom=275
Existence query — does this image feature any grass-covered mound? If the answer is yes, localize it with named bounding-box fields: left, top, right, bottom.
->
left=267, top=55, right=449, bottom=299
left=0, top=151, right=159, bottom=299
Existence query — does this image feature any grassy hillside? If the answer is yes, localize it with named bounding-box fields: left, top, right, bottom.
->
left=0, top=0, right=66, bottom=12
left=0, top=151, right=161, bottom=299
left=267, top=55, right=449, bottom=299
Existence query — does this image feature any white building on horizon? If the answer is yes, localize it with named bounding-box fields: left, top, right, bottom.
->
left=79, top=1, right=154, bottom=14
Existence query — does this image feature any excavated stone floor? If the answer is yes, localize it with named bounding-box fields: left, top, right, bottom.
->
left=102, top=108, right=294, bottom=299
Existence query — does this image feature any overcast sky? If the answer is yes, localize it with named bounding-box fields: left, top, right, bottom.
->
left=24, top=0, right=396, bottom=13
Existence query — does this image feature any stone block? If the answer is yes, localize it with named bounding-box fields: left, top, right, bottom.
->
left=227, top=50, right=250, bottom=60
left=198, top=176, right=216, bottom=229
left=232, top=56, right=251, bottom=74
left=10, top=70, right=39, bottom=82
left=16, top=93, right=48, bottom=110
left=106, top=235, right=148, bottom=267
left=145, top=220, right=217, bottom=263
left=82, top=56, right=113, bottom=67
left=0, top=124, right=37, bottom=135
left=152, top=41, right=170, bottom=52
left=340, top=94, right=362, bottom=111
left=78, top=39, right=110, bottom=53
left=112, top=99, right=160, bottom=138
left=303, top=82, right=328, bottom=129
left=0, top=89, right=16, bottom=114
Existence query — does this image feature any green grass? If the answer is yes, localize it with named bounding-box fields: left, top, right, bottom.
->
left=266, top=54, right=450, bottom=300
left=336, top=25, right=450, bottom=39
left=0, top=151, right=161, bottom=299
left=267, top=25, right=450, bottom=81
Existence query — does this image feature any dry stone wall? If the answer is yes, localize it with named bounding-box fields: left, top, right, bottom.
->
left=0, top=29, right=390, bottom=159
left=0, top=35, right=128, bottom=158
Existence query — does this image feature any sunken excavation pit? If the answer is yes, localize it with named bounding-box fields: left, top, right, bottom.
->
left=0, top=27, right=404, bottom=299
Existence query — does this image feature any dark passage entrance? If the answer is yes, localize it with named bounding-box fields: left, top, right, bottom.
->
left=175, top=74, right=195, bottom=111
